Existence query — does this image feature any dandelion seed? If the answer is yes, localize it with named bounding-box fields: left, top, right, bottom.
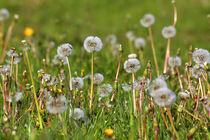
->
left=98, top=83, right=112, bottom=98
left=148, top=78, right=168, bottom=97
left=140, top=14, right=155, bottom=28
left=153, top=88, right=176, bottom=107
left=72, top=77, right=84, bottom=90
left=178, top=91, right=190, bottom=99
left=69, top=108, right=85, bottom=120
left=126, top=31, right=135, bottom=41
left=106, top=34, right=117, bottom=45
left=57, top=43, right=73, bottom=57
left=134, top=37, right=146, bottom=49
left=6, top=92, right=22, bottom=102
left=83, top=36, right=103, bottom=53
left=168, top=56, right=181, bottom=67
left=0, top=8, right=9, bottom=21
left=93, top=73, right=104, bottom=85
left=52, top=54, right=67, bottom=65
left=46, top=95, right=67, bottom=114
left=122, top=83, right=132, bottom=92
left=124, top=55, right=141, bottom=73
left=192, top=48, right=209, bottom=64
left=191, top=64, right=206, bottom=79
left=162, top=26, right=176, bottom=39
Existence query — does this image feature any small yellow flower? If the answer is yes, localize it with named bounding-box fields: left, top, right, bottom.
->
left=104, top=128, right=114, bottom=136
left=57, top=88, right=62, bottom=94
left=40, top=109, right=45, bottom=115
left=23, top=27, right=34, bottom=37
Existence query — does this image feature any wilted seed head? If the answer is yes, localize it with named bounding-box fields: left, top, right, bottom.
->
left=178, top=91, right=190, bottom=99
left=84, top=36, right=103, bottom=53
left=137, top=76, right=150, bottom=89
left=112, top=44, right=121, bottom=55
left=192, top=48, right=209, bottom=64
left=191, top=64, right=206, bottom=79
left=6, top=92, right=22, bottom=102
left=52, top=54, right=67, bottom=65
left=6, top=48, right=18, bottom=57
left=121, top=83, right=132, bottom=92
left=148, top=78, right=168, bottom=97
left=205, top=100, right=210, bottom=111
left=0, top=65, right=11, bottom=73
left=97, top=83, right=112, bottom=98
left=46, top=95, right=67, bottom=114
left=69, top=108, right=85, bottom=120
left=106, top=34, right=117, bottom=45
left=48, top=76, right=59, bottom=86
left=134, top=37, right=146, bottom=49
left=140, top=14, right=155, bottom=27
left=168, top=56, right=181, bottom=67
left=0, top=8, right=9, bottom=21
left=72, top=77, right=84, bottom=90
left=41, top=74, right=51, bottom=85
left=126, top=31, right=135, bottom=41
left=124, top=56, right=141, bottom=73
left=93, top=73, right=104, bottom=85
left=153, top=88, right=176, bottom=107
left=162, top=26, right=176, bottom=39
left=57, top=43, right=73, bottom=57
left=6, top=57, right=21, bottom=65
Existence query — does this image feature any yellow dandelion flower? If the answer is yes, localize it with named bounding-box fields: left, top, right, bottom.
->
left=57, top=88, right=62, bottom=94
left=104, top=128, right=114, bottom=136
left=23, top=27, right=34, bottom=37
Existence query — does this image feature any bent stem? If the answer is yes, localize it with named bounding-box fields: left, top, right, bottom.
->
left=24, top=42, right=43, bottom=129
left=148, top=27, right=159, bottom=76
left=175, top=67, right=183, bottom=90
left=167, top=107, right=179, bottom=140
left=163, top=39, right=171, bottom=74
left=89, top=52, right=94, bottom=110
left=66, top=57, right=72, bottom=92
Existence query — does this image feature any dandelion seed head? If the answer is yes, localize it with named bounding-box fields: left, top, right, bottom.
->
left=205, top=100, right=210, bottom=111
left=6, top=92, right=22, bottom=102
left=140, top=14, right=155, bottom=27
left=93, top=73, right=104, bottom=85
left=0, top=65, right=11, bottom=73
left=106, top=34, right=117, bottom=45
left=149, top=78, right=168, bottom=97
left=192, top=49, right=209, bottom=64
left=46, top=95, right=67, bottom=114
left=6, top=49, right=18, bottom=57
left=57, top=43, right=73, bottom=57
left=126, top=31, right=135, bottom=41
left=137, top=77, right=150, bottom=89
left=154, top=88, right=176, bottom=107
left=128, top=53, right=137, bottom=59
left=0, top=8, right=9, bottom=21
left=134, top=38, right=146, bottom=49
left=52, top=54, right=67, bottom=65
left=162, top=26, right=176, bottom=39
left=84, top=36, right=103, bottom=53
left=124, top=58, right=141, bottom=73
left=69, top=108, right=85, bottom=120
left=191, top=64, right=206, bottom=79
left=72, top=77, right=84, bottom=89
left=178, top=91, right=190, bottom=99
left=6, top=57, right=21, bottom=65
left=98, top=83, right=112, bottom=98
left=168, top=56, right=181, bottom=67
left=48, top=76, right=59, bottom=86
left=121, top=83, right=132, bottom=92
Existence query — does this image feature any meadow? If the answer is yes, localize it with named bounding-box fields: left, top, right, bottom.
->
left=0, top=0, right=210, bottom=139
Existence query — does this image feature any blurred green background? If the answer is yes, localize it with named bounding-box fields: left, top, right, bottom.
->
left=0, top=0, right=210, bottom=76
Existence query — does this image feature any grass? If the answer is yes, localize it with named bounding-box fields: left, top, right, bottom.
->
left=0, top=0, right=210, bottom=139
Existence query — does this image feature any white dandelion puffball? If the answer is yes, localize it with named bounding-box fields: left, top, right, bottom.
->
left=122, top=83, right=132, bottom=92
left=46, top=95, right=67, bottom=114
left=72, top=77, right=84, bottom=90
left=192, top=48, right=209, bottom=64
left=69, top=108, right=85, bottom=120
left=6, top=92, right=22, bottom=102
left=140, top=14, right=155, bottom=27
left=57, top=43, right=73, bottom=57
left=52, top=54, right=67, bottom=65
left=93, top=73, right=104, bottom=85
left=126, top=31, right=135, bottom=41
left=6, top=57, right=21, bottom=65
left=0, top=65, right=11, bottom=73
left=106, top=34, right=117, bottom=45
left=149, top=78, right=168, bottom=97
left=137, top=76, right=150, bottom=89
left=162, top=26, right=176, bottom=39
left=168, top=56, right=182, bottom=67
left=124, top=58, right=141, bottom=73
left=0, top=8, right=9, bottom=21
left=97, top=83, right=112, bottom=98
left=191, top=64, right=206, bottom=79
left=84, top=36, right=103, bottom=53
left=134, top=38, right=146, bottom=49
left=178, top=91, right=190, bottom=99
left=6, top=49, right=18, bottom=57
left=154, top=88, right=176, bottom=107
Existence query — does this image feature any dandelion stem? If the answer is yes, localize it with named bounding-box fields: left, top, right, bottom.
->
left=132, top=72, right=137, bottom=115
left=167, top=107, right=179, bottom=140
left=163, top=38, right=171, bottom=74
left=160, top=107, right=170, bottom=130
left=66, top=57, right=72, bottom=92
left=89, top=52, right=94, bottom=110
left=148, top=27, right=159, bottom=76
left=172, top=0, right=177, bottom=27
left=23, top=42, right=43, bottom=129
left=175, top=67, right=183, bottom=90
